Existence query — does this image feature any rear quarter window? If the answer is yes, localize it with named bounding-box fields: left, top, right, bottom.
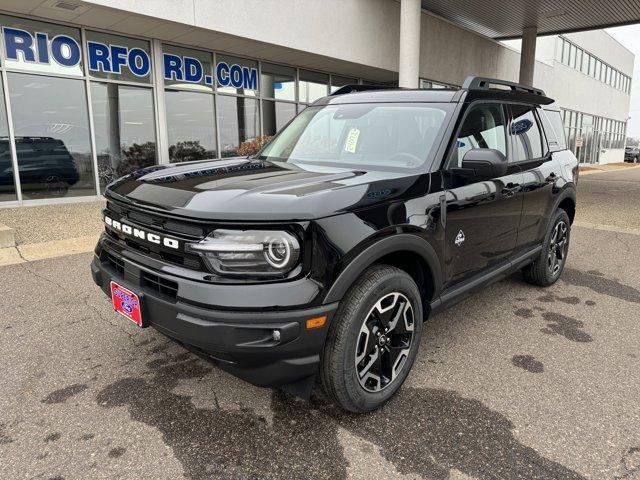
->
left=540, top=109, right=567, bottom=151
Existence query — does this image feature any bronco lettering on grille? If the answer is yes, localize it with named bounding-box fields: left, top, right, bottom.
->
left=104, top=216, right=180, bottom=250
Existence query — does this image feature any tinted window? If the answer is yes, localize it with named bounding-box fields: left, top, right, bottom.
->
left=91, top=83, right=156, bottom=190
left=262, top=101, right=296, bottom=137
left=299, top=70, right=328, bottom=103
left=260, top=63, right=295, bottom=101
left=165, top=90, right=217, bottom=162
left=86, top=31, right=152, bottom=84
left=452, top=103, right=507, bottom=168
left=8, top=73, right=95, bottom=199
left=0, top=15, right=83, bottom=77
left=217, top=95, right=260, bottom=157
left=541, top=109, right=567, bottom=151
left=509, top=104, right=544, bottom=161
left=0, top=77, right=17, bottom=202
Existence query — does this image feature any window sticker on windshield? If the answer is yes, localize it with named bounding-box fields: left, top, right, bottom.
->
left=344, top=128, right=360, bottom=153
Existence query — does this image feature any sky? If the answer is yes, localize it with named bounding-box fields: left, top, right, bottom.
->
left=606, top=25, right=640, bottom=139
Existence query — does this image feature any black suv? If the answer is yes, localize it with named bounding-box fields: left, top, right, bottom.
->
left=625, top=146, right=639, bottom=163
left=92, top=76, right=578, bottom=412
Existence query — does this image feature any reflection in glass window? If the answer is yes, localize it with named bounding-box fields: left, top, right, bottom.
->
left=85, top=31, right=152, bottom=84
left=261, top=63, right=295, bottom=101
left=0, top=15, right=84, bottom=77
left=7, top=73, right=95, bottom=200
left=454, top=104, right=506, bottom=167
left=0, top=78, right=17, bottom=202
left=510, top=104, right=544, bottom=161
left=330, top=75, right=358, bottom=93
left=262, top=101, right=296, bottom=137
left=165, top=90, right=217, bottom=162
left=91, top=83, right=156, bottom=190
left=162, top=45, right=213, bottom=92
left=216, top=55, right=258, bottom=96
left=260, top=103, right=449, bottom=171
left=217, top=95, right=259, bottom=157
left=299, top=70, right=328, bottom=103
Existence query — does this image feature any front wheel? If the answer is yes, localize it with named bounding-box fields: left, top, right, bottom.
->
left=522, top=209, right=571, bottom=286
left=320, top=265, right=423, bottom=413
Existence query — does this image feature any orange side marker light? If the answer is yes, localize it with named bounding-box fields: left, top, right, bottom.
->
left=306, top=316, right=327, bottom=330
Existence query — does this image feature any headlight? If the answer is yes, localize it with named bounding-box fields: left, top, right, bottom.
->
left=187, top=229, right=301, bottom=278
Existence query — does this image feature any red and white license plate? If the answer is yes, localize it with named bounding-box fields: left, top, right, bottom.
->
left=110, top=281, right=144, bottom=327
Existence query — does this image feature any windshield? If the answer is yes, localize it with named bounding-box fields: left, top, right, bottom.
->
left=258, top=103, right=451, bottom=171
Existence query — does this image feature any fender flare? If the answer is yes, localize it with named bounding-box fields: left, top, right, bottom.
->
left=552, top=185, right=577, bottom=219
left=323, top=234, right=442, bottom=304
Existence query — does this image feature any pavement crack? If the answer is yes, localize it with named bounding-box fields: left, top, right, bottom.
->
left=14, top=250, right=137, bottom=348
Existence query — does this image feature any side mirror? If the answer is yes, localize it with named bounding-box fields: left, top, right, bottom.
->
left=461, top=148, right=508, bottom=178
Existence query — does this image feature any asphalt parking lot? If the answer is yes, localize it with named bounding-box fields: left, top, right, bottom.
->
left=1, top=168, right=640, bottom=480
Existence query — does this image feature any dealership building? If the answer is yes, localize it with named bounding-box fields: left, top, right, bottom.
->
left=0, top=0, right=636, bottom=206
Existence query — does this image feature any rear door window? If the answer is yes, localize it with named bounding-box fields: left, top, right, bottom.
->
left=509, top=104, right=545, bottom=162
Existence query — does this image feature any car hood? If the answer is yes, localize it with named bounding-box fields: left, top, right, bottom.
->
left=105, top=158, right=427, bottom=221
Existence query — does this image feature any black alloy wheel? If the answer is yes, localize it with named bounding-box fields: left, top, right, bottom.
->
left=355, top=292, right=415, bottom=393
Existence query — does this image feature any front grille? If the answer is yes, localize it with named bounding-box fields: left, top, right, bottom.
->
left=107, top=201, right=206, bottom=237
left=141, top=271, right=178, bottom=300
left=103, top=250, right=124, bottom=276
left=104, top=201, right=207, bottom=271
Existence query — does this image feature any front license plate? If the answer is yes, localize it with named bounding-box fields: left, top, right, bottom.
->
left=110, top=281, right=144, bottom=327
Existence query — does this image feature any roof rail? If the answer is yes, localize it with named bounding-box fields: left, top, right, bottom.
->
left=329, top=84, right=400, bottom=96
left=462, top=76, right=546, bottom=96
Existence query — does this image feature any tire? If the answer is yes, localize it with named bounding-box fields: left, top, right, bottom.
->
left=320, top=264, right=423, bottom=413
left=522, top=209, right=571, bottom=287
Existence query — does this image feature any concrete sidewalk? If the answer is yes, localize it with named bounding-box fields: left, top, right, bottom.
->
left=0, top=200, right=104, bottom=266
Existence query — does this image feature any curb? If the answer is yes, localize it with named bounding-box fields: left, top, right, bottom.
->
left=0, top=235, right=98, bottom=267
left=0, top=223, right=16, bottom=248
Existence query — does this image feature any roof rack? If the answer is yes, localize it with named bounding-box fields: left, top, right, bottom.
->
left=329, top=84, right=400, bottom=96
left=462, top=76, right=546, bottom=96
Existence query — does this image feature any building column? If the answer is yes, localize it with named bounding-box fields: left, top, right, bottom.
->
left=398, top=0, right=421, bottom=88
left=519, top=26, right=537, bottom=86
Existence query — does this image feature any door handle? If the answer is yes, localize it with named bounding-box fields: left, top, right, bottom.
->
left=501, top=183, right=520, bottom=198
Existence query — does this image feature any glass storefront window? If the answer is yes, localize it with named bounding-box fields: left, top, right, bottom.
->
left=165, top=90, right=217, bottom=162
left=0, top=15, right=84, bottom=77
left=331, top=75, right=358, bottom=93
left=261, top=63, right=295, bottom=101
left=7, top=72, right=95, bottom=199
left=0, top=78, right=17, bottom=202
left=91, top=82, right=156, bottom=190
left=162, top=44, right=213, bottom=92
left=299, top=70, right=328, bottom=103
left=262, top=100, right=296, bottom=137
left=217, top=95, right=259, bottom=157
left=216, top=54, right=258, bottom=96
left=86, top=31, right=152, bottom=84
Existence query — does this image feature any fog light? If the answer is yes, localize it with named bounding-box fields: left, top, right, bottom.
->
left=272, top=330, right=281, bottom=342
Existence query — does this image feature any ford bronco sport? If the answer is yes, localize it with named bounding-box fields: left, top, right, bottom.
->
left=92, top=76, right=578, bottom=412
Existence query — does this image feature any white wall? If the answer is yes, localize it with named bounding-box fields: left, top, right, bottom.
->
left=81, top=0, right=634, bottom=109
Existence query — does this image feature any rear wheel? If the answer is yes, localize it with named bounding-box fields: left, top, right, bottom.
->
left=320, top=265, right=423, bottom=413
left=522, top=209, right=571, bottom=286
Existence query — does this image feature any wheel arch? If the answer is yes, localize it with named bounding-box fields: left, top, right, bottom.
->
left=323, top=234, right=442, bottom=312
left=554, top=186, right=577, bottom=224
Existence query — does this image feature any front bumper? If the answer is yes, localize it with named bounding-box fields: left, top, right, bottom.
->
left=91, top=236, right=337, bottom=389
